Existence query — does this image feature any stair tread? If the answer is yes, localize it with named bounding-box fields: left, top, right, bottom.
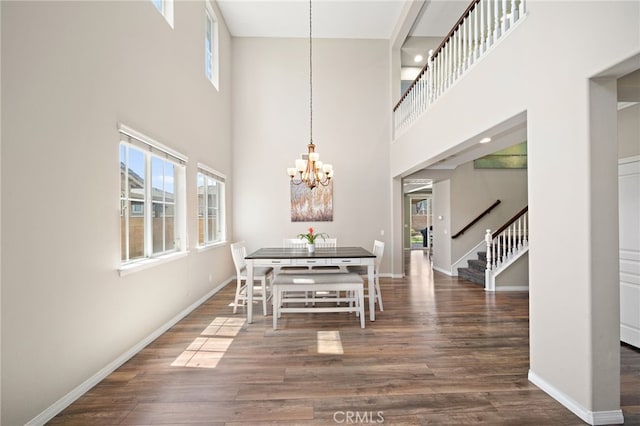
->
left=457, top=267, right=484, bottom=285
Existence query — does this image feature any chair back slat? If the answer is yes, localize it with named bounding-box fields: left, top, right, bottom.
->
left=230, top=241, right=247, bottom=274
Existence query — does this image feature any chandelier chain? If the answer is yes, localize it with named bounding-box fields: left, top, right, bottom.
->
left=286, top=0, right=333, bottom=189
left=309, top=0, right=313, bottom=144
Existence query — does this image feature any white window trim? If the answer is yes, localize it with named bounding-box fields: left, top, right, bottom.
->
left=118, top=124, right=188, bottom=275
left=152, top=0, right=174, bottom=28
left=197, top=162, right=226, bottom=249
left=205, top=0, right=220, bottom=90
left=118, top=251, right=189, bottom=277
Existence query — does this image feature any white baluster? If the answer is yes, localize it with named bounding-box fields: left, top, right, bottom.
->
left=502, top=0, right=508, bottom=33
left=480, top=0, right=486, bottom=53
left=485, top=229, right=493, bottom=270
left=466, top=15, right=471, bottom=69
left=437, top=47, right=442, bottom=94
left=419, top=76, right=424, bottom=113
left=519, top=0, right=526, bottom=18
left=427, top=50, right=434, bottom=104
left=487, top=0, right=495, bottom=49
left=467, top=14, right=473, bottom=67
left=493, top=0, right=500, bottom=42
left=447, top=32, right=458, bottom=84
left=510, top=0, right=518, bottom=25
left=462, top=20, right=467, bottom=72
left=473, top=4, right=479, bottom=60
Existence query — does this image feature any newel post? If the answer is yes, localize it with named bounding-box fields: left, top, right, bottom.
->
left=485, top=229, right=495, bottom=291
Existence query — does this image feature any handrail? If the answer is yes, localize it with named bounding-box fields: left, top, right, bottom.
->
left=393, top=0, right=526, bottom=135
left=451, top=199, right=501, bottom=239
left=393, top=0, right=481, bottom=112
left=492, top=206, right=528, bottom=239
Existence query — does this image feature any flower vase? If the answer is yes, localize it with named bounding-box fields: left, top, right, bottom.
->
left=307, top=243, right=315, bottom=253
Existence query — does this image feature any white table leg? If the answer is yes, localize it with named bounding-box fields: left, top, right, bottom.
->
left=368, top=262, right=375, bottom=321
left=246, top=259, right=254, bottom=323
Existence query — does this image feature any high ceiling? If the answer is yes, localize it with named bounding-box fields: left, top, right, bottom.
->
left=215, top=1, right=639, bottom=193
left=217, top=0, right=406, bottom=39
left=216, top=0, right=469, bottom=41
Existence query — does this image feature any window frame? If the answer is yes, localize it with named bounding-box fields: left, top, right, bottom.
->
left=151, top=0, right=174, bottom=28
left=197, top=163, right=226, bottom=249
left=205, top=0, right=220, bottom=90
left=119, top=124, right=188, bottom=275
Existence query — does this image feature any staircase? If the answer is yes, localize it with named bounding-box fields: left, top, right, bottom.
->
left=457, top=207, right=529, bottom=291
left=458, top=251, right=487, bottom=286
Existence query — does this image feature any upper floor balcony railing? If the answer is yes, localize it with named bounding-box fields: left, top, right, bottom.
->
left=393, top=0, right=527, bottom=137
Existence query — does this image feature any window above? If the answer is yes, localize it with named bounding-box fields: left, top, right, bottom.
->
left=205, top=1, right=220, bottom=90
left=151, top=0, right=174, bottom=28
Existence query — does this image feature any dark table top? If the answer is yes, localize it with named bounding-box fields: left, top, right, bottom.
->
left=245, top=246, right=375, bottom=259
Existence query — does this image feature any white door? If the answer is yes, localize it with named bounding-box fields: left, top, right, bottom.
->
left=619, top=157, right=640, bottom=348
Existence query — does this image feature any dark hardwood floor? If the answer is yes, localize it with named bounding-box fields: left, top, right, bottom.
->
left=51, top=250, right=640, bottom=425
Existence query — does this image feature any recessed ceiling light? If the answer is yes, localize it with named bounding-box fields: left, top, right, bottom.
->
left=414, top=54, right=423, bottom=63
left=479, top=137, right=492, bottom=144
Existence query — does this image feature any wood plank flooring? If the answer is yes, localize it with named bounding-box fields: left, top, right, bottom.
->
left=50, top=250, right=640, bottom=425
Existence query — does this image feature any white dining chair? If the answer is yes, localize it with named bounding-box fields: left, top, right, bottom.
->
left=314, top=238, right=337, bottom=249
left=348, top=240, right=384, bottom=311
left=230, top=241, right=273, bottom=315
left=283, top=238, right=307, bottom=249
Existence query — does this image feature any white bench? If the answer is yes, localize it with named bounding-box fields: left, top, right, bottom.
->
left=272, top=273, right=365, bottom=329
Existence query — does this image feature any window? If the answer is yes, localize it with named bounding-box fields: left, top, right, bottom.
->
left=151, top=0, right=174, bottom=28
left=120, top=125, right=187, bottom=269
left=205, top=1, right=219, bottom=89
left=197, top=164, right=226, bottom=247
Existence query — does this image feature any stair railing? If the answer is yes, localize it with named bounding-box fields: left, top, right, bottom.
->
left=452, top=199, right=501, bottom=239
left=393, top=0, right=527, bottom=136
left=484, top=206, right=528, bottom=291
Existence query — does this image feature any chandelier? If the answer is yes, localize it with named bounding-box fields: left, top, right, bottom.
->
left=287, top=0, right=333, bottom=190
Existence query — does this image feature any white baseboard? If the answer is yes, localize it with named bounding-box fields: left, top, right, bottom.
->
left=621, top=324, right=640, bottom=348
left=26, top=278, right=233, bottom=426
left=432, top=265, right=453, bottom=276
left=495, top=285, right=529, bottom=291
left=528, top=370, right=624, bottom=425
left=380, top=273, right=403, bottom=279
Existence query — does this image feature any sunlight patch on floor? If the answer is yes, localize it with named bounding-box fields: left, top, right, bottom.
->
left=317, top=330, right=343, bottom=355
left=171, top=317, right=245, bottom=369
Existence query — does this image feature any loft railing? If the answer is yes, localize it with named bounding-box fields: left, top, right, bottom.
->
left=484, top=206, right=528, bottom=291
left=393, top=0, right=527, bottom=136
left=452, top=199, right=501, bottom=239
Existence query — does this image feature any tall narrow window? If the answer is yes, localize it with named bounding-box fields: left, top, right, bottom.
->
left=120, top=125, right=187, bottom=269
left=197, top=164, right=226, bottom=247
left=205, top=1, right=219, bottom=89
left=151, top=0, right=174, bottom=28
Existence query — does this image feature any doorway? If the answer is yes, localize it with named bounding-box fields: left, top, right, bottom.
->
left=405, top=194, right=432, bottom=250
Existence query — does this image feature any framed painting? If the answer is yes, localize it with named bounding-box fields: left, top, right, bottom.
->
left=290, top=181, right=333, bottom=222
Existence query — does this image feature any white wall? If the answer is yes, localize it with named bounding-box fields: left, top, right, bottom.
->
left=449, top=161, right=527, bottom=262
left=231, top=38, right=392, bottom=271
left=619, top=103, right=640, bottom=158
left=391, top=1, right=639, bottom=422
left=1, top=2, right=234, bottom=424
left=432, top=179, right=451, bottom=272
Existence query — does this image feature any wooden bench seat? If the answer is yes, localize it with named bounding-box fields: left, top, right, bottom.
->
left=272, top=273, right=365, bottom=329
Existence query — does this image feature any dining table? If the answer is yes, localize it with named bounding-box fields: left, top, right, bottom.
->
left=244, top=246, right=377, bottom=324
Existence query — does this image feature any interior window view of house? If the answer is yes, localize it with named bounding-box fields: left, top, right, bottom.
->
left=2, top=0, right=639, bottom=425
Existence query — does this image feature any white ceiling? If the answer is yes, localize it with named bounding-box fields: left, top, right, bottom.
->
left=216, top=0, right=406, bottom=39
left=216, top=0, right=470, bottom=39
